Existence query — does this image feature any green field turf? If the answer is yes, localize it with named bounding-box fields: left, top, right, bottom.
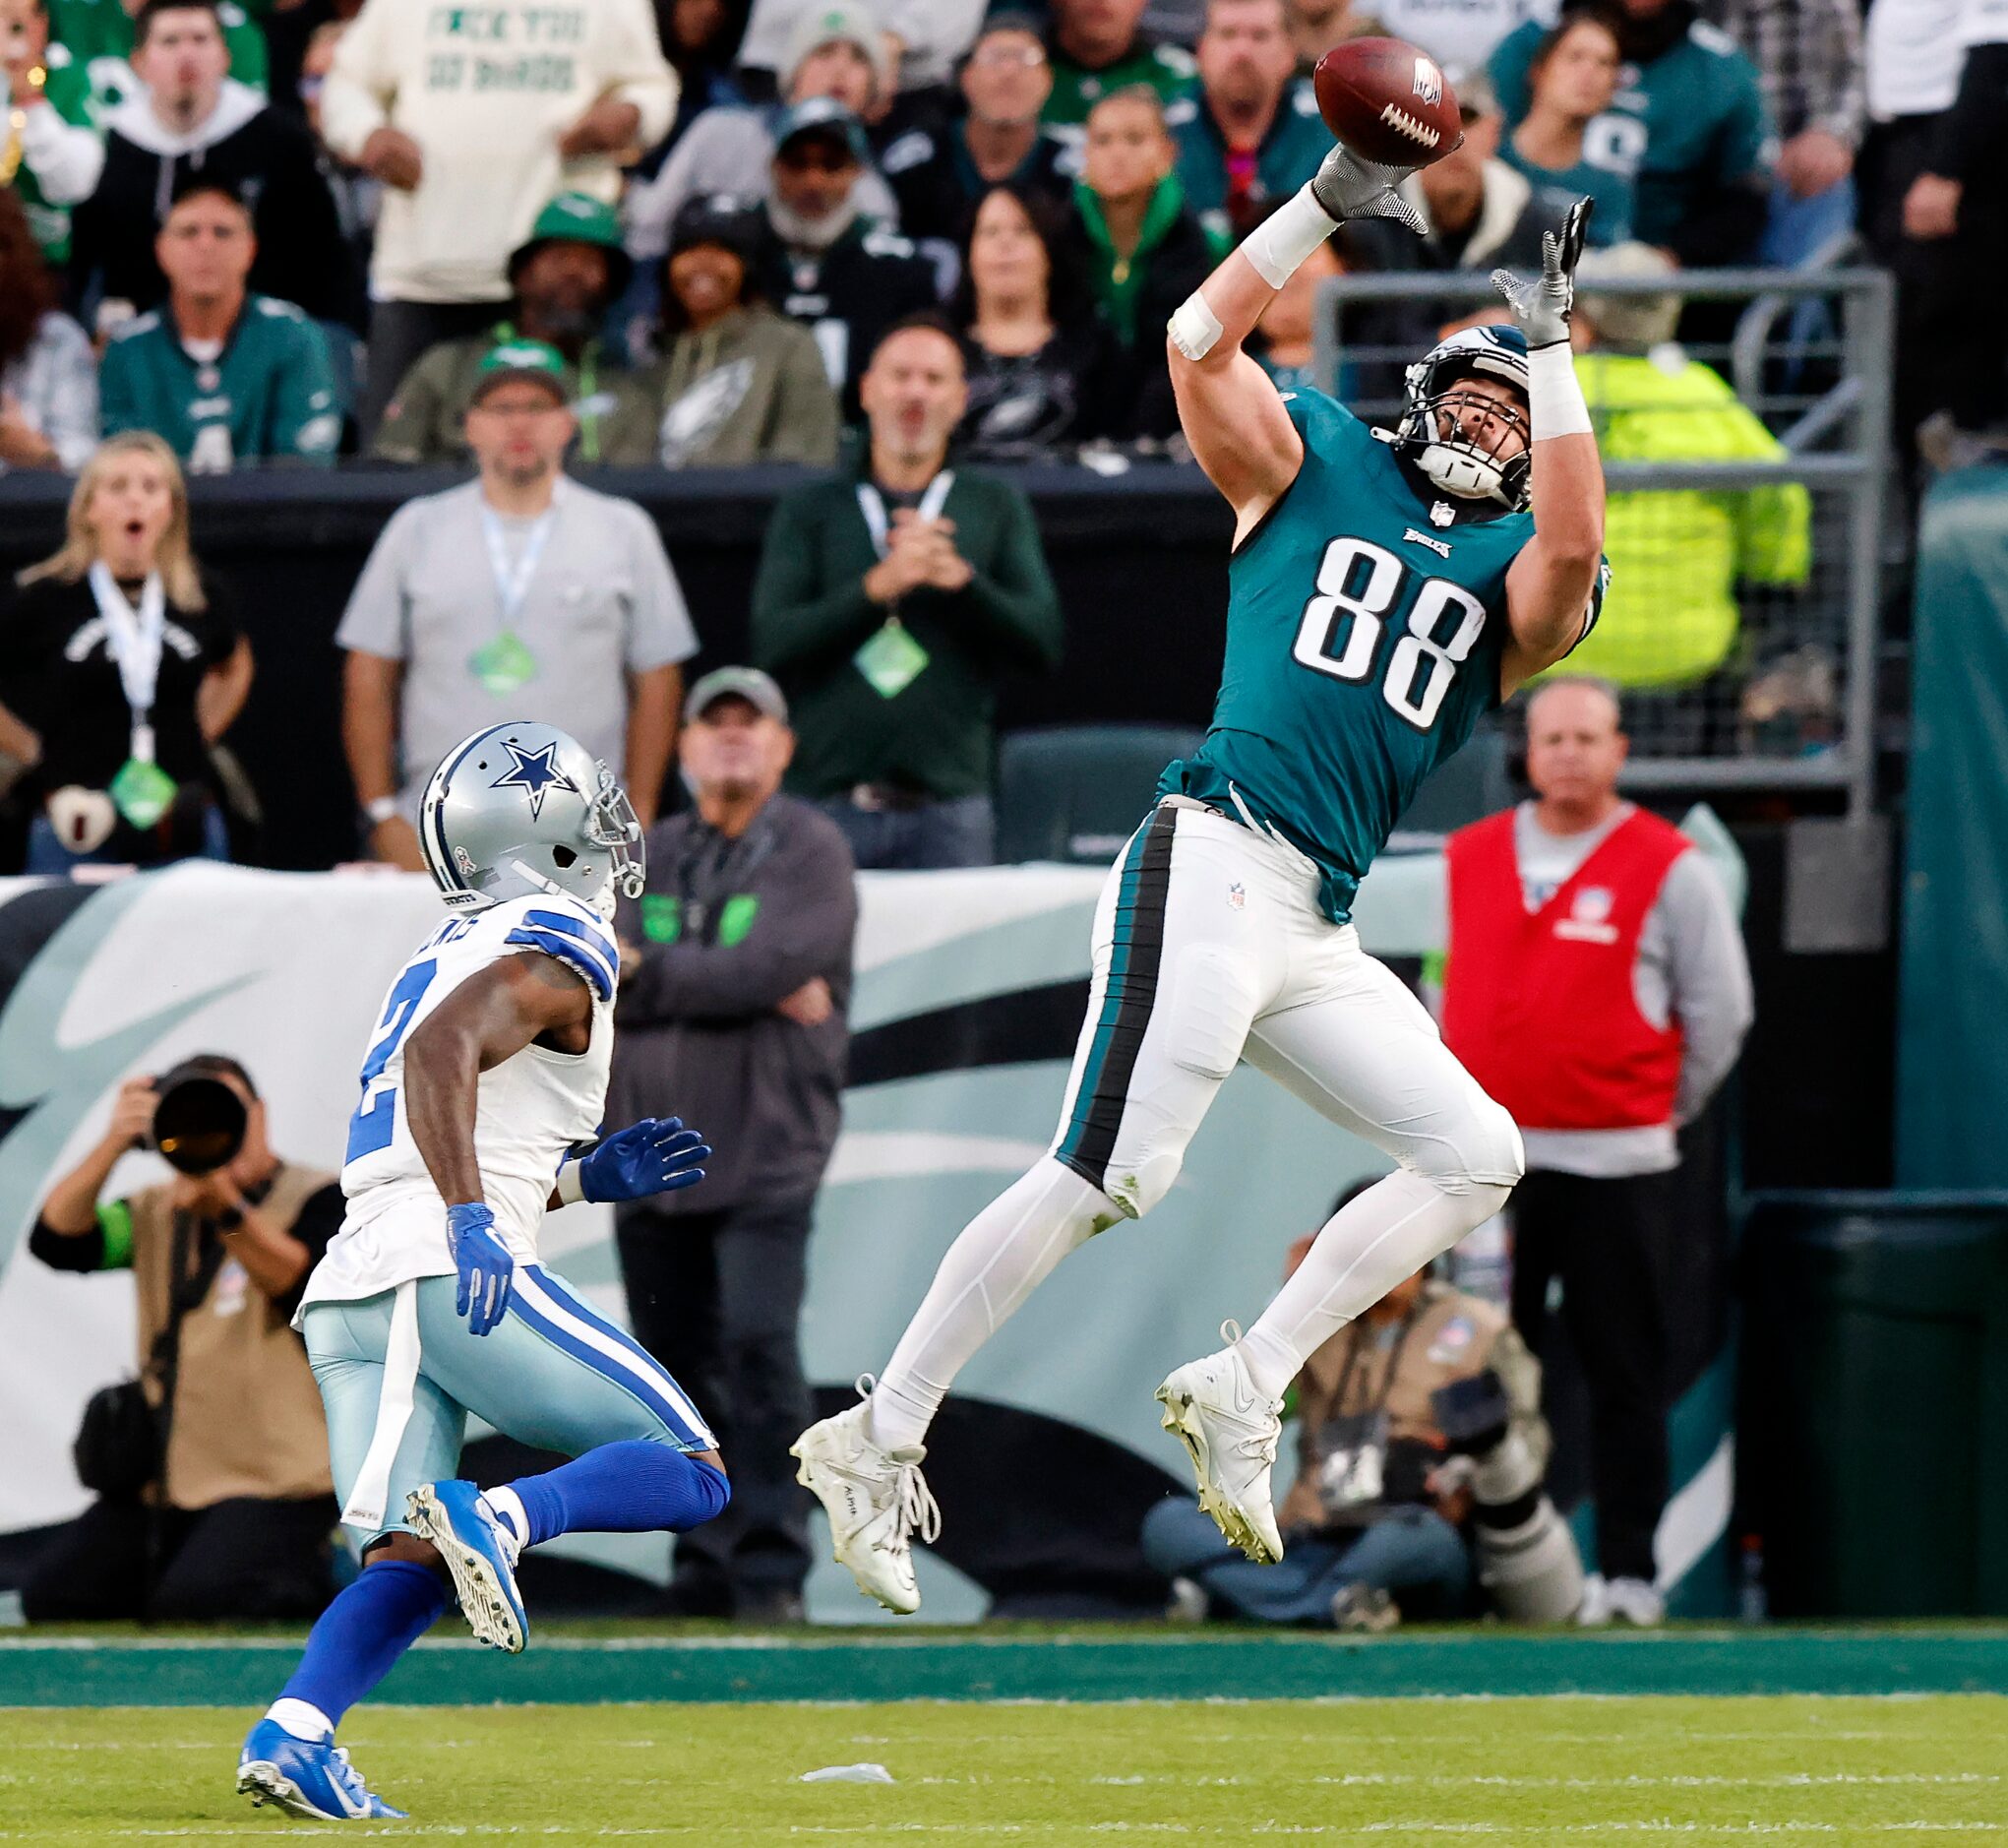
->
left=3, top=1694, right=2004, bottom=1843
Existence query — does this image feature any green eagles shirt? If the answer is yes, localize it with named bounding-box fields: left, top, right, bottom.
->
left=1498, top=138, right=1636, bottom=246
left=1161, top=390, right=1590, bottom=924
left=1489, top=17, right=1771, bottom=246
left=1169, top=80, right=1331, bottom=243
left=6, top=45, right=98, bottom=262
left=99, top=293, right=339, bottom=470
left=1044, top=36, right=1197, bottom=133
left=47, top=0, right=268, bottom=120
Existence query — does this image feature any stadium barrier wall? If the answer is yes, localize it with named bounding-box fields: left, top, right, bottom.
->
left=0, top=852, right=1740, bottom=1622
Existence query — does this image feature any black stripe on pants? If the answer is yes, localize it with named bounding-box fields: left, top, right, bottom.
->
left=1508, top=1166, right=1680, bottom=1585
left=1059, top=805, right=1178, bottom=1193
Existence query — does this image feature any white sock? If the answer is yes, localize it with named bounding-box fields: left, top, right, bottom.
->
left=482, top=1485, right=529, bottom=1552
left=1236, top=1170, right=1513, bottom=1400
left=265, top=1696, right=334, bottom=1743
left=868, top=1158, right=1119, bottom=1452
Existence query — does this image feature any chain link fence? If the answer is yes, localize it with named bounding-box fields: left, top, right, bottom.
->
left=1311, top=267, right=1893, bottom=814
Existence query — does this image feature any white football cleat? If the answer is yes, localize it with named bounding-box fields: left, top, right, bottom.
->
left=1156, top=1324, right=1285, bottom=1565
left=1579, top=1572, right=1665, bottom=1627
left=790, top=1386, right=940, bottom=1616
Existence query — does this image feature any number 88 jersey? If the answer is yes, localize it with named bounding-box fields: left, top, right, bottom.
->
left=302, top=893, right=620, bottom=1318
left=1162, top=389, right=1605, bottom=927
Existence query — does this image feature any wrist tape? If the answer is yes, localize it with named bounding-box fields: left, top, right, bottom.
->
left=1243, top=183, right=1340, bottom=289
left=1527, top=339, right=1592, bottom=440
left=556, top=1157, right=588, bottom=1206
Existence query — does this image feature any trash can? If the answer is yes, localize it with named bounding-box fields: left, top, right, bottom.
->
left=1740, top=1192, right=2008, bottom=1617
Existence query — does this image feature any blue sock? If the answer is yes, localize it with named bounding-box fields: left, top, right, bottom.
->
left=275, top=1558, right=449, bottom=1731
left=506, top=1442, right=729, bottom=1547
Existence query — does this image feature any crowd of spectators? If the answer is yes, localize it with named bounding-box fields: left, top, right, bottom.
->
left=4, top=0, right=1994, bottom=483
left=2, top=0, right=2004, bottom=875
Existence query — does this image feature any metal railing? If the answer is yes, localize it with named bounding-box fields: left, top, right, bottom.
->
left=1310, top=267, right=1894, bottom=817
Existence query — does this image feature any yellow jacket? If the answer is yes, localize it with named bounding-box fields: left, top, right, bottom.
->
left=1563, top=350, right=1811, bottom=689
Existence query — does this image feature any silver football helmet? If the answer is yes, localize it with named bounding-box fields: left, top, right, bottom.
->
left=1392, top=324, right=1533, bottom=510
left=417, top=720, right=644, bottom=919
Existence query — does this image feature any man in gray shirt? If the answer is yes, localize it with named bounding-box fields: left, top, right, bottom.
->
left=1442, top=677, right=1752, bottom=1631
left=609, top=667, right=857, bottom=1622
left=336, top=341, right=699, bottom=868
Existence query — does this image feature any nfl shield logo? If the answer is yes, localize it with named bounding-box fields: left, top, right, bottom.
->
left=1572, top=887, right=1614, bottom=923
left=1412, top=58, right=1443, bottom=105
left=1228, top=883, right=1247, bottom=910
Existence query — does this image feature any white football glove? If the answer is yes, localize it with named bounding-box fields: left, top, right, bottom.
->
left=1491, top=196, right=1595, bottom=349
left=1308, top=144, right=1427, bottom=236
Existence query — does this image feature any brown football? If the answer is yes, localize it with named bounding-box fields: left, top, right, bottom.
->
left=1312, top=37, right=1460, bottom=168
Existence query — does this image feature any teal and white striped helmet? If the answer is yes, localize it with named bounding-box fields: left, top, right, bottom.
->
left=418, top=720, right=644, bottom=919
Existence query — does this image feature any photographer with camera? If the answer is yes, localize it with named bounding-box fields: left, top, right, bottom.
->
left=1140, top=1188, right=1584, bottom=1631
left=22, top=1056, right=342, bottom=1623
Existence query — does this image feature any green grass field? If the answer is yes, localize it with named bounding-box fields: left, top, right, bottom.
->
left=5, top=1694, right=2005, bottom=1843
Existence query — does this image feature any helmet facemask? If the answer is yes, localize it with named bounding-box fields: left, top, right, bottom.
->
left=1412, top=380, right=1533, bottom=504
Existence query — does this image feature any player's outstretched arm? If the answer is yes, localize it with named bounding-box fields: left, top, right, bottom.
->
left=1497, top=201, right=1608, bottom=698
left=1168, top=147, right=1422, bottom=545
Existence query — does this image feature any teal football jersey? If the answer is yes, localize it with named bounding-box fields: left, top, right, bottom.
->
left=1162, top=390, right=1533, bottom=924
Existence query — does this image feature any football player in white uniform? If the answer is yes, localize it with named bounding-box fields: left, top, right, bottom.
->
left=238, top=722, right=728, bottom=1823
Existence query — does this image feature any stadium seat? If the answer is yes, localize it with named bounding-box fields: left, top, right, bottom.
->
left=996, top=725, right=1206, bottom=864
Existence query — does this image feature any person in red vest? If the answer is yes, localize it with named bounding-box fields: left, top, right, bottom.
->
left=1441, top=676, right=1751, bottom=1628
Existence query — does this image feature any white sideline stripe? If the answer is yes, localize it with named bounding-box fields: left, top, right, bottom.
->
left=338, top=1279, right=421, bottom=1534
left=74, top=1824, right=2008, bottom=1840
left=514, top=1267, right=713, bottom=1447
left=1657, top=1434, right=1734, bottom=1591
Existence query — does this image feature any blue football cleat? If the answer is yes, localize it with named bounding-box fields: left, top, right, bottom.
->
left=406, top=1478, right=527, bottom=1653
left=237, top=1717, right=406, bottom=1820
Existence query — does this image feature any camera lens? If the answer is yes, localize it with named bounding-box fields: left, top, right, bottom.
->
left=152, top=1074, right=247, bottom=1175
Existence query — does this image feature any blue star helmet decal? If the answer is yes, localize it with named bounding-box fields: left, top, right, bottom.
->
left=490, top=738, right=579, bottom=821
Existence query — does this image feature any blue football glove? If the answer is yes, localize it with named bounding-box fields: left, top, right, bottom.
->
left=578, top=1118, right=711, bottom=1203
left=447, top=1201, right=514, bottom=1336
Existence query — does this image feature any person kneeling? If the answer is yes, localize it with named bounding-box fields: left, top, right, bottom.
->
left=1140, top=1213, right=1582, bottom=1630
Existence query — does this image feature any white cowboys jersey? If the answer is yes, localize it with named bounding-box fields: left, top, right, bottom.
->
left=298, top=893, right=620, bottom=1320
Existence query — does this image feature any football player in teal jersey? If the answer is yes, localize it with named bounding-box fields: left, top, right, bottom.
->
left=793, top=136, right=1608, bottom=1614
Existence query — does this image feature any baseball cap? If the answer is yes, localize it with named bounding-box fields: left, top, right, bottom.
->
left=509, top=190, right=634, bottom=295
left=973, top=8, right=1044, bottom=45
left=469, top=339, right=571, bottom=407
left=784, top=0, right=890, bottom=94
left=668, top=192, right=763, bottom=263
left=772, top=95, right=870, bottom=164
left=685, top=666, right=789, bottom=724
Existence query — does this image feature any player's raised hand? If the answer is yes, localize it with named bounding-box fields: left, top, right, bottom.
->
left=1491, top=196, right=1594, bottom=349
left=578, top=1117, right=711, bottom=1202
left=1308, top=144, right=1426, bottom=236
left=447, top=1201, right=514, bottom=1336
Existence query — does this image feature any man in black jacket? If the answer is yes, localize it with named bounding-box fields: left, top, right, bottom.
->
left=755, top=96, right=940, bottom=417
left=71, top=0, right=354, bottom=331
left=611, top=667, right=858, bottom=1623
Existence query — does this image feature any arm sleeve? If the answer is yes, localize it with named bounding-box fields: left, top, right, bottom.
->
left=272, top=319, right=342, bottom=465
left=319, top=0, right=396, bottom=159
left=1928, top=41, right=2008, bottom=180
left=620, top=508, right=700, bottom=671
left=955, top=486, right=1065, bottom=673
left=17, top=99, right=104, bottom=204
left=1806, top=0, right=1868, bottom=146
left=40, top=318, right=101, bottom=470
left=600, top=0, right=680, bottom=149
left=335, top=505, right=416, bottom=658
left=197, top=575, right=245, bottom=663
left=749, top=491, right=882, bottom=675
left=1660, top=851, right=1755, bottom=1123
left=29, top=1198, right=132, bottom=1273
left=764, top=327, right=842, bottom=466
left=262, top=126, right=354, bottom=324
left=95, top=338, right=139, bottom=438
left=273, top=1181, right=344, bottom=1320
left=617, top=826, right=858, bottom=1022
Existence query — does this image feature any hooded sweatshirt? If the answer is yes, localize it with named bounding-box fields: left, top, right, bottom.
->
left=71, top=80, right=355, bottom=324
left=319, top=0, right=677, bottom=305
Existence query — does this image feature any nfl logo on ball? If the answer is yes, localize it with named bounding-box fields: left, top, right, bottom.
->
left=1412, top=57, right=1443, bottom=105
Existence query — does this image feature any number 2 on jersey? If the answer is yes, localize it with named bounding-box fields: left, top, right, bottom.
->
left=1292, top=536, right=1488, bottom=731
left=344, top=958, right=438, bottom=1164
